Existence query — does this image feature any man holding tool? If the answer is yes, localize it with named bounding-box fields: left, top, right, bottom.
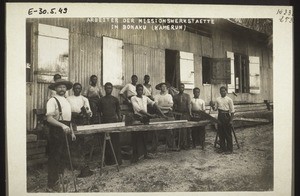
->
left=46, top=79, right=77, bottom=192
left=210, top=86, right=235, bottom=154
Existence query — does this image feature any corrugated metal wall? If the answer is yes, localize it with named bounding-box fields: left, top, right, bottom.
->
left=26, top=18, right=273, bottom=131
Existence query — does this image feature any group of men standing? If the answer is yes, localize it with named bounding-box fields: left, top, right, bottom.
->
left=45, top=73, right=235, bottom=191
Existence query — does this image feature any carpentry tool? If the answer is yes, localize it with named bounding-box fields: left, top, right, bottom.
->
left=64, top=132, right=78, bottom=192
left=231, top=125, right=240, bottom=149
left=191, top=110, right=220, bottom=124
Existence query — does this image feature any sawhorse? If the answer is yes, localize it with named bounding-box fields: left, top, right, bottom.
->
left=95, top=133, right=120, bottom=175
left=214, top=125, right=240, bottom=149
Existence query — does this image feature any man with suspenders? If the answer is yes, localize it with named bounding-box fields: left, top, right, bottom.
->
left=46, top=79, right=76, bottom=191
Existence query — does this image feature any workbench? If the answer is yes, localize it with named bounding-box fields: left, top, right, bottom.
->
left=75, top=120, right=212, bottom=135
left=74, top=120, right=212, bottom=174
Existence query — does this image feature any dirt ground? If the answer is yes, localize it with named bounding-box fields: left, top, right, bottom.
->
left=27, top=123, right=273, bottom=192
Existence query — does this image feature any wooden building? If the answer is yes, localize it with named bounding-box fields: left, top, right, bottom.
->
left=26, top=18, right=272, bottom=131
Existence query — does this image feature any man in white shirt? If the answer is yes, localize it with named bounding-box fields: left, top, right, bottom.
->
left=46, top=79, right=76, bottom=191
left=190, top=87, right=206, bottom=149
left=67, top=83, right=94, bottom=177
left=130, top=84, right=167, bottom=163
left=154, top=83, right=175, bottom=150
left=120, top=75, right=138, bottom=104
left=211, top=86, right=235, bottom=154
left=154, top=83, right=173, bottom=113
left=67, top=83, right=92, bottom=125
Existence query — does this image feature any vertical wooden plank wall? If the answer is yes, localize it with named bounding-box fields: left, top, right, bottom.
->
left=26, top=18, right=273, bottom=131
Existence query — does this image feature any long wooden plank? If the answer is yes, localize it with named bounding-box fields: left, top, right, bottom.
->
left=75, top=120, right=211, bottom=135
left=76, top=122, right=125, bottom=131
left=233, top=117, right=269, bottom=123
left=149, top=120, right=187, bottom=125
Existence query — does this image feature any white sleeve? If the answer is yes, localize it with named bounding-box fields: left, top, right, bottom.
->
left=202, top=100, right=206, bottom=111
left=131, top=97, right=142, bottom=112
left=168, top=94, right=174, bottom=105
left=229, top=99, right=235, bottom=113
left=215, top=98, right=219, bottom=110
left=119, top=84, right=128, bottom=94
left=46, top=98, right=56, bottom=116
left=83, top=97, right=90, bottom=109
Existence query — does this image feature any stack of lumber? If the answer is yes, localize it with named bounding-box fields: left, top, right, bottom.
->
left=209, top=103, right=268, bottom=116
left=27, top=139, right=48, bottom=167
left=205, top=103, right=272, bottom=130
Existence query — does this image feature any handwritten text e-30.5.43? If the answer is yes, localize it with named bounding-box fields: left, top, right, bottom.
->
left=28, top=8, right=68, bottom=15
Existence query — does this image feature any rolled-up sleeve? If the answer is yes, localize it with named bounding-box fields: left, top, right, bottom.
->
left=229, top=99, right=235, bottom=113
left=46, top=98, right=56, bottom=117
left=201, top=100, right=206, bottom=111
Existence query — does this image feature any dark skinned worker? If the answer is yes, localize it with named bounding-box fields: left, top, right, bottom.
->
left=130, top=84, right=167, bottom=163
left=210, top=86, right=235, bottom=154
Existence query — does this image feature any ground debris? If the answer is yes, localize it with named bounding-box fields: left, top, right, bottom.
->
left=27, top=124, right=273, bottom=192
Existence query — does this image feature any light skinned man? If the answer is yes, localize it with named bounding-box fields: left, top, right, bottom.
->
left=46, top=79, right=76, bottom=191
left=154, top=83, right=175, bottom=150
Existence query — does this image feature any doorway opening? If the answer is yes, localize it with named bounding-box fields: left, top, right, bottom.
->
left=165, top=49, right=180, bottom=88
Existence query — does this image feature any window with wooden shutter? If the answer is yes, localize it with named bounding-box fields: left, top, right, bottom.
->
left=249, top=56, right=260, bottom=94
left=103, top=36, right=124, bottom=86
left=37, top=24, right=69, bottom=83
left=211, top=58, right=231, bottom=84
left=233, top=53, right=250, bottom=93
left=179, top=51, right=194, bottom=89
left=226, top=51, right=235, bottom=93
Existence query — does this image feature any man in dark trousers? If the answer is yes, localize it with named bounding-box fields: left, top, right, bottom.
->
left=130, top=84, right=167, bottom=163
left=67, top=83, right=93, bottom=177
left=98, top=82, right=122, bottom=165
left=46, top=79, right=76, bottom=191
left=190, top=87, right=206, bottom=150
left=211, top=86, right=235, bottom=154
left=173, top=83, right=192, bottom=149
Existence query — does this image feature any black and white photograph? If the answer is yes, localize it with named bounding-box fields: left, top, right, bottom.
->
left=6, top=3, right=293, bottom=195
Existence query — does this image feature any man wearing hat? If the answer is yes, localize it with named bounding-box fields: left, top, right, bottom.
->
left=46, top=79, right=76, bottom=191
